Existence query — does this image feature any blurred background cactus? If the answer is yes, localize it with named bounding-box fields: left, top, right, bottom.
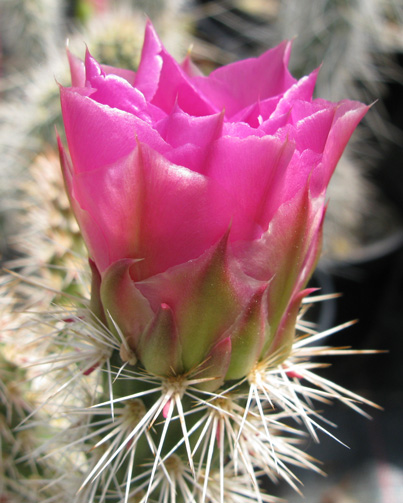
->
left=1, top=1, right=403, bottom=502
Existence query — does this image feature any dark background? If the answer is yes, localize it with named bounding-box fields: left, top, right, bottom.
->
left=194, top=2, right=403, bottom=501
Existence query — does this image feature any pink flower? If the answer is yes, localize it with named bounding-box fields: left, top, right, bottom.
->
left=59, top=22, right=368, bottom=389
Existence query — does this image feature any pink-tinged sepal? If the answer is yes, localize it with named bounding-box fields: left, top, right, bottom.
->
left=58, top=134, right=75, bottom=201
left=194, top=337, right=232, bottom=392
left=177, top=231, right=241, bottom=372
left=58, top=135, right=112, bottom=269
left=100, top=259, right=153, bottom=350
left=264, top=288, right=316, bottom=366
left=224, top=285, right=270, bottom=380
left=88, top=258, right=106, bottom=325
left=137, top=303, right=183, bottom=376
left=262, top=190, right=324, bottom=354
left=232, top=181, right=325, bottom=366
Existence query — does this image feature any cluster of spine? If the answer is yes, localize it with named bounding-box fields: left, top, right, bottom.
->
left=1, top=273, right=377, bottom=503
left=0, top=350, right=46, bottom=503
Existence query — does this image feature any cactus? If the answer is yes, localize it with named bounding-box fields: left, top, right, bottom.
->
left=0, top=2, right=393, bottom=502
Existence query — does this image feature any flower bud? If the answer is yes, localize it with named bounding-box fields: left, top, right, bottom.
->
left=59, top=22, right=368, bottom=388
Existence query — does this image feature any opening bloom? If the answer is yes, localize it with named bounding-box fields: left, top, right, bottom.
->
left=59, top=21, right=368, bottom=389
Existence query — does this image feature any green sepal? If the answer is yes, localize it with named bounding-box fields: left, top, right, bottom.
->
left=100, top=258, right=153, bottom=350
left=193, top=337, right=232, bottom=392
left=137, top=303, right=183, bottom=376
left=178, top=232, right=241, bottom=372
left=225, top=285, right=269, bottom=380
left=261, top=187, right=324, bottom=355
left=264, top=288, right=315, bottom=367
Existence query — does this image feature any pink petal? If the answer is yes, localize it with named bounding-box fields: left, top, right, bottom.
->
left=58, top=137, right=111, bottom=268
left=60, top=86, right=168, bottom=175
left=134, top=21, right=164, bottom=101
left=272, top=68, right=319, bottom=117
left=205, top=135, right=295, bottom=238
left=277, top=148, right=322, bottom=205
left=155, top=108, right=224, bottom=172
left=71, top=142, right=233, bottom=275
left=233, top=67, right=318, bottom=128
left=257, top=69, right=319, bottom=134
left=136, top=22, right=215, bottom=116
left=180, top=52, right=204, bottom=77
left=259, top=110, right=292, bottom=136
left=290, top=102, right=341, bottom=153
left=84, top=50, right=151, bottom=120
left=101, top=64, right=136, bottom=85
left=317, top=100, right=369, bottom=194
left=234, top=186, right=324, bottom=285
left=191, top=40, right=296, bottom=118
left=156, top=107, right=223, bottom=148
left=222, top=120, right=265, bottom=139
left=231, top=95, right=280, bottom=128
left=274, top=99, right=369, bottom=198
left=278, top=100, right=368, bottom=195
